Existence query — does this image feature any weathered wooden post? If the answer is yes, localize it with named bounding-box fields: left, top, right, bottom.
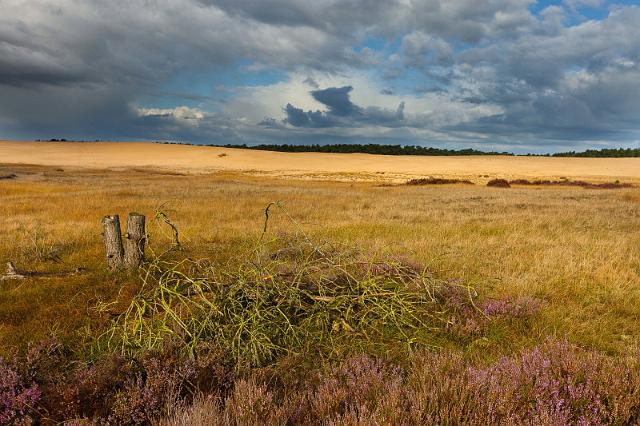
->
left=124, top=212, right=146, bottom=268
left=102, top=215, right=124, bottom=270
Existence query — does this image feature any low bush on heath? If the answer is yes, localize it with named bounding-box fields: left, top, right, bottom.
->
left=99, top=237, right=480, bottom=368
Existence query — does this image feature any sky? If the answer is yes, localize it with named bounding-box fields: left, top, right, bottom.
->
left=1, top=0, right=639, bottom=153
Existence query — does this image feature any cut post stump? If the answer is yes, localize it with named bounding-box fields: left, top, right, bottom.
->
left=124, top=212, right=146, bottom=268
left=102, top=215, right=125, bottom=270
left=102, top=213, right=146, bottom=270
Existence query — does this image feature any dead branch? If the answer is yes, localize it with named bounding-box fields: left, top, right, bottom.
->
left=1, top=261, right=86, bottom=281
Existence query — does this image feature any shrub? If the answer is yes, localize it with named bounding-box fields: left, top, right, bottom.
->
left=106, top=350, right=232, bottom=425
left=406, top=177, right=474, bottom=185
left=109, top=357, right=183, bottom=424
left=508, top=178, right=633, bottom=189
left=487, top=178, right=511, bottom=188
left=101, top=238, right=478, bottom=368
left=7, top=238, right=638, bottom=424
left=62, top=354, right=131, bottom=420
left=221, top=379, right=282, bottom=425
left=128, top=340, right=640, bottom=425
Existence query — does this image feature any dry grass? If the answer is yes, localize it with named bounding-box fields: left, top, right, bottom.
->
left=1, top=162, right=640, bottom=363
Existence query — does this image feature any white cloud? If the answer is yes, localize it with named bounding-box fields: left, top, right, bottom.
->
left=136, top=106, right=206, bottom=122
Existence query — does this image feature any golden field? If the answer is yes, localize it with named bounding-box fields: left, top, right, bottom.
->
left=1, top=146, right=640, bottom=359
left=2, top=140, right=640, bottom=182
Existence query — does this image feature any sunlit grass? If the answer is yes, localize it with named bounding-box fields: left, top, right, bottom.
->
left=1, top=164, right=640, bottom=361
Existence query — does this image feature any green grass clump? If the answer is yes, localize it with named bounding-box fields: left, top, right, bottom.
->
left=100, top=237, right=474, bottom=368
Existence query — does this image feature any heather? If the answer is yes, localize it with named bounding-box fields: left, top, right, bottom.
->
left=5, top=338, right=638, bottom=424
left=0, top=233, right=550, bottom=424
left=0, top=358, right=40, bottom=424
left=161, top=341, right=640, bottom=425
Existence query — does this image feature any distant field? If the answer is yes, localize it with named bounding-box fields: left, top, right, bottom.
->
left=2, top=140, right=640, bottom=183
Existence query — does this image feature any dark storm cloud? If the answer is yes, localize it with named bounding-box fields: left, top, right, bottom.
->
left=200, top=0, right=400, bottom=37
left=311, top=86, right=360, bottom=117
left=451, top=65, right=640, bottom=142
left=283, top=86, right=405, bottom=128
left=284, top=104, right=313, bottom=127
left=133, top=112, right=246, bottom=144
left=283, top=103, right=340, bottom=128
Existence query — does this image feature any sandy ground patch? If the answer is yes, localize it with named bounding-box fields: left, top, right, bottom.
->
left=1, top=140, right=639, bottom=182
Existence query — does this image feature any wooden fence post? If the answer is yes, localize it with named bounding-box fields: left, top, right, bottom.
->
left=102, top=215, right=124, bottom=270
left=124, top=212, right=146, bottom=268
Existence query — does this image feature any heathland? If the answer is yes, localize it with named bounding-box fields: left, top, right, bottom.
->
left=2, top=141, right=640, bottom=424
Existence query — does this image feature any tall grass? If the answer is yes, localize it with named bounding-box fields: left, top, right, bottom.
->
left=2, top=165, right=639, bottom=357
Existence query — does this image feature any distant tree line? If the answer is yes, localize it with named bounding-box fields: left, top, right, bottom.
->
left=550, top=148, right=640, bottom=158
left=216, top=143, right=513, bottom=156
left=160, top=141, right=640, bottom=157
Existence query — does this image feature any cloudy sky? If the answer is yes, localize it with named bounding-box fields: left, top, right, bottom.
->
left=1, top=0, right=639, bottom=152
